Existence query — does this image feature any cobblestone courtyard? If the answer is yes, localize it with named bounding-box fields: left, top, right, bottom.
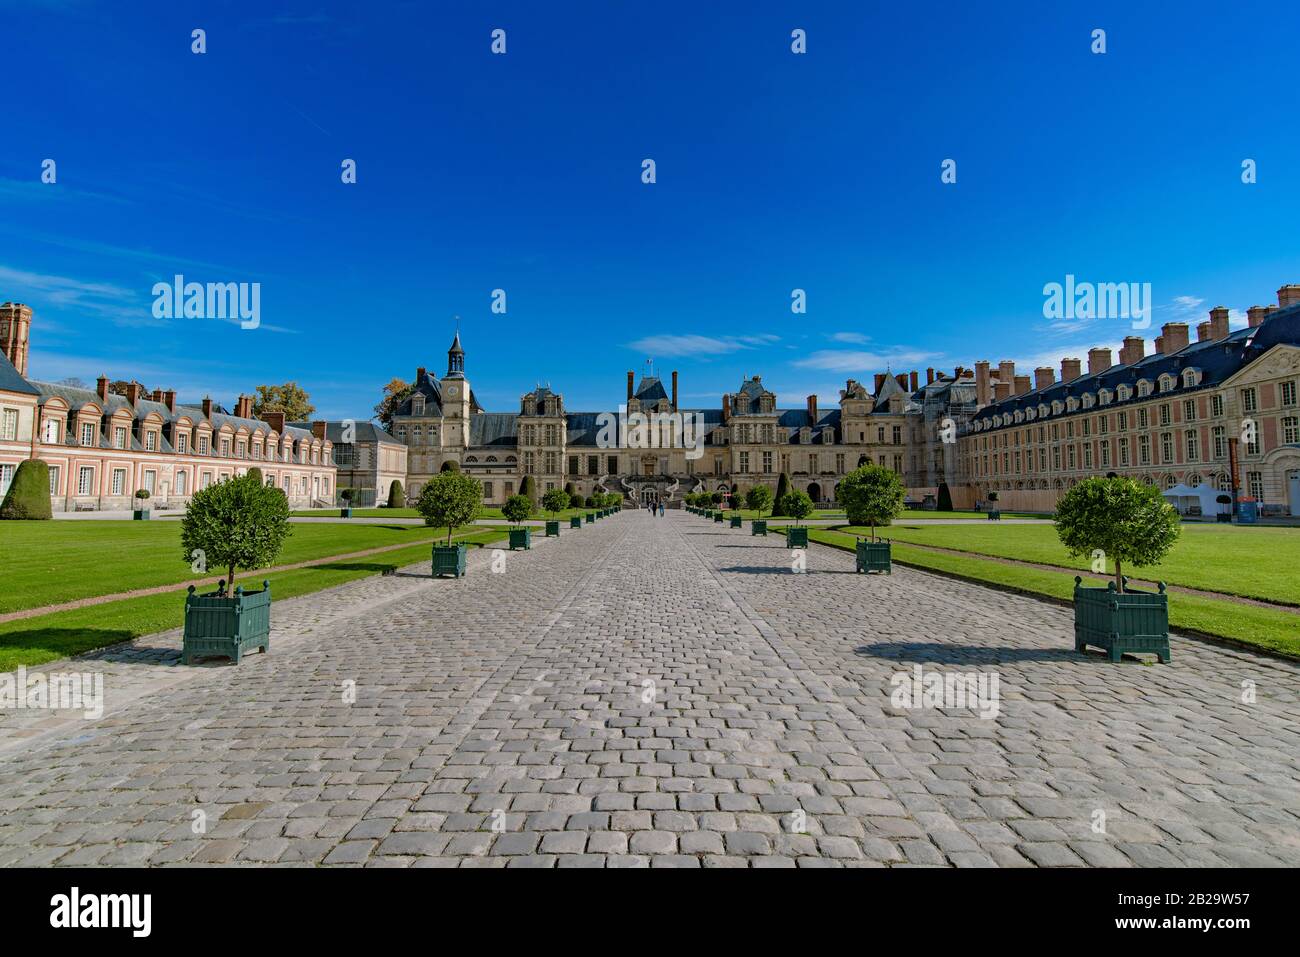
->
left=1, top=511, right=1298, bottom=867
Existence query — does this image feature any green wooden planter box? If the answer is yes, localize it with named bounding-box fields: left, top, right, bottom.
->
left=132, top=509, right=151, bottom=521
left=730, top=515, right=742, bottom=528
left=751, top=520, right=767, bottom=536
left=786, top=526, right=809, bottom=548
left=545, top=521, right=560, bottom=537
left=509, top=527, right=532, bottom=550
left=182, top=580, right=271, bottom=665
left=339, top=507, right=352, bottom=518
left=986, top=509, right=1001, bottom=521
left=432, top=543, right=467, bottom=578
left=714, top=512, right=724, bottom=523
left=1073, top=576, right=1170, bottom=662
left=570, top=515, right=582, bottom=529
left=855, top=539, right=892, bottom=574
left=585, top=512, right=595, bottom=524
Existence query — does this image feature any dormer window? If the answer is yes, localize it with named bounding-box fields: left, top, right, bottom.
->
left=1099, top=389, right=1112, bottom=405
left=1158, top=374, right=1176, bottom=393
left=1117, top=384, right=1132, bottom=402
left=114, top=426, right=128, bottom=449
left=799, top=426, right=811, bottom=444
left=80, top=422, right=96, bottom=446
left=1137, top=380, right=1152, bottom=398
left=1182, top=368, right=1201, bottom=388
left=145, top=430, right=157, bottom=452
left=412, top=395, right=426, bottom=416
left=42, top=417, right=60, bottom=444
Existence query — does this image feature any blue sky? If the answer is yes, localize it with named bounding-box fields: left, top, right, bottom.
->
left=1, top=0, right=1297, bottom=419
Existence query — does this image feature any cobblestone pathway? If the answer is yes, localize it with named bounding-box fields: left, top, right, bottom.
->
left=0, top=511, right=1297, bottom=867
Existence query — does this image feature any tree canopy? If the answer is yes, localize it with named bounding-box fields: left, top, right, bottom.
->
left=253, top=382, right=315, bottom=420
left=415, top=472, right=483, bottom=545
left=745, top=484, right=773, bottom=517
left=374, top=377, right=415, bottom=428
left=836, top=464, right=905, bottom=540
left=1054, top=477, right=1181, bottom=593
left=180, top=472, right=292, bottom=594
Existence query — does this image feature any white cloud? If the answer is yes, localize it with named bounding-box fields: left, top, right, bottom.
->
left=624, top=333, right=778, bottom=357
left=829, top=332, right=871, bottom=345
left=793, top=347, right=935, bottom=374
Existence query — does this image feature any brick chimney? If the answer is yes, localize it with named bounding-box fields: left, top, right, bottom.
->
left=0, top=302, right=32, bottom=377
left=125, top=381, right=141, bottom=406
left=994, top=381, right=1011, bottom=401
left=974, top=361, right=991, bottom=406
left=671, top=371, right=678, bottom=411
left=627, top=371, right=635, bottom=401
left=909, top=370, right=918, bottom=392
left=1060, top=358, right=1082, bottom=383
left=896, top=374, right=907, bottom=390
left=1087, top=347, right=1113, bottom=376
left=163, top=389, right=176, bottom=413
left=416, top=366, right=426, bottom=383
left=926, top=367, right=934, bottom=385
left=1247, top=305, right=1269, bottom=327
left=1196, top=321, right=1212, bottom=342
left=96, top=375, right=109, bottom=401
left=1011, top=375, right=1029, bottom=396
left=311, top=420, right=328, bottom=440
left=873, top=373, right=887, bottom=393
left=1034, top=367, right=1055, bottom=391
left=201, top=397, right=213, bottom=419
left=721, top=394, right=731, bottom=424
left=997, top=361, right=1016, bottom=390
left=260, top=411, right=286, bottom=433
left=1120, top=336, right=1145, bottom=365
left=1279, top=284, right=1300, bottom=309
left=1208, top=306, right=1230, bottom=340
left=1159, top=322, right=1190, bottom=354
left=806, top=393, right=818, bottom=424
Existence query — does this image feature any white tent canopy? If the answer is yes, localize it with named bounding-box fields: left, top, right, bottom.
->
left=1161, top=483, right=1229, bottom=516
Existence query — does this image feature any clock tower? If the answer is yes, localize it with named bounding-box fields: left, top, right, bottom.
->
left=442, top=331, right=471, bottom=449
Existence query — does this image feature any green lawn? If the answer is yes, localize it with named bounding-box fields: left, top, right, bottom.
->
left=790, top=526, right=1300, bottom=659
left=0, top=527, right=511, bottom=671
left=835, top=522, right=1300, bottom=606
left=0, top=520, right=481, bottom=614
left=713, top=507, right=1042, bottom=521
left=292, top=506, right=595, bottom=521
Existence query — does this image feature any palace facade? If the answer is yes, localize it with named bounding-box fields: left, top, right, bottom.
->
left=6, top=279, right=1300, bottom=518
left=0, top=301, right=337, bottom=511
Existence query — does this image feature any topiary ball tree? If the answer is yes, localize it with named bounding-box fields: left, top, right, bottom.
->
left=773, top=473, right=792, bottom=516
left=783, top=489, right=814, bottom=525
left=246, top=466, right=263, bottom=486
left=415, top=471, right=483, bottom=546
left=0, top=459, right=52, bottom=520
left=584, top=494, right=595, bottom=508
left=388, top=479, right=405, bottom=508
left=502, top=493, right=532, bottom=525
left=745, top=484, right=773, bottom=518
left=542, top=487, right=569, bottom=517
left=836, top=464, right=905, bottom=541
left=710, top=491, right=723, bottom=506
left=936, top=482, right=953, bottom=512
left=1054, top=476, right=1181, bottom=594
left=134, top=488, right=151, bottom=508
left=987, top=490, right=999, bottom=503
left=340, top=487, right=354, bottom=504
left=181, top=471, right=292, bottom=594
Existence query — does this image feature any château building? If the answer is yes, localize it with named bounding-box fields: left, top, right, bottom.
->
left=0, top=301, right=337, bottom=511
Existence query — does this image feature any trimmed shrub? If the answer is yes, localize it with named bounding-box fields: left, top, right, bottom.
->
left=1054, top=477, right=1181, bottom=593
left=415, top=471, right=483, bottom=545
left=783, top=490, right=814, bottom=524
left=0, top=459, right=52, bottom=520
left=773, top=473, right=792, bottom=516
left=745, top=484, right=773, bottom=518
left=246, top=466, right=263, bottom=486
left=520, top=475, right=538, bottom=506
left=584, top=495, right=595, bottom=508
left=180, top=472, right=292, bottom=593
left=836, top=464, right=905, bottom=540
left=542, top=488, right=569, bottom=516
left=936, top=482, right=953, bottom=512
left=502, top=494, right=533, bottom=525
left=388, top=479, right=406, bottom=508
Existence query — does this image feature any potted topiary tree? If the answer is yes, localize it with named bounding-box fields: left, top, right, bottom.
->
left=503, top=493, right=533, bottom=549
left=179, top=471, right=291, bottom=664
left=416, top=470, right=483, bottom=577
left=783, top=490, right=814, bottom=548
left=542, top=487, right=568, bottom=537
left=388, top=479, right=405, bottom=508
left=986, top=490, right=1000, bottom=521
left=837, top=464, right=905, bottom=574
left=133, top=488, right=151, bottom=520
left=584, top=494, right=596, bottom=523
left=746, top=484, right=773, bottom=535
left=339, top=487, right=354, bottom=518
left=0, top=459, right=53, bottom=520
left=1055, top=477, right=1180, bottom=663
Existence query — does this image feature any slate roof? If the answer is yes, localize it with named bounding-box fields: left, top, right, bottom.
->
left=294, top=421, right=403, bottom=446
left=0, top=352, right=37, bottom=395
left=969, top=302, right=1300, bottom=431
left=469, top=412, right=519, bottom=447
left=633, top=376, right=669, bottom=405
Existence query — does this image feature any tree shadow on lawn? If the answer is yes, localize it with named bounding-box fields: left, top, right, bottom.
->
left=0, top=627, right=163, bottom=671
left=855, top=641, right=1098, bottom=665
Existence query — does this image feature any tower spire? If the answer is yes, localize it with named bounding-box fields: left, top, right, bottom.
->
left=447, top=322, right=465, bottom=378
